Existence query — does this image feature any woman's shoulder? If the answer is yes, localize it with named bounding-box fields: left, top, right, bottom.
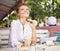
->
left=11, top=20, right=19, bottom=25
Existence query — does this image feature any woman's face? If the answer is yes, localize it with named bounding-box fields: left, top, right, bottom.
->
left=17, top=5, right=30, bottom=19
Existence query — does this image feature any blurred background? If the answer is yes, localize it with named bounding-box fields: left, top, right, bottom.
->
left=0, top=0, right=60, bottom=28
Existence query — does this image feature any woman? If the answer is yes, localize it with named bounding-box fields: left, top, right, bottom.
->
left=8, top=3, right=37, bottom=47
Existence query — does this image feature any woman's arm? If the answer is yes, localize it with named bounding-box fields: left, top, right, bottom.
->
left=9, top=20, right=20, bottom=47
left=32, top=27, right=37, bottom=45
left=27, top=19, right=37, bottom=45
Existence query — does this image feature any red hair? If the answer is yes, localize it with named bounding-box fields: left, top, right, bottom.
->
left=16, top=3, right=28, bottom=13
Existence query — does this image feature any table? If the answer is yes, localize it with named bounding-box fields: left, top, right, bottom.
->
left=0, top=44, right=60, bottom=51
left=36, top=44, right=60, bottom=51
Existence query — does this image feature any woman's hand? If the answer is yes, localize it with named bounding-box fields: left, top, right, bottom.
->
left=27, top=19, right=36, bottom=28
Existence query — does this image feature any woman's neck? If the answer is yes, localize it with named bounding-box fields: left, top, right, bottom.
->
left=20, top=18, right=26, bottom=26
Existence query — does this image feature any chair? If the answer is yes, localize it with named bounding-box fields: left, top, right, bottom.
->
left=0, top=28, right=9, bottom=48
left=48, top=26, right=60, bottom=36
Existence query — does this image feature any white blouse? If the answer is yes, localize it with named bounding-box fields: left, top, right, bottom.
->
left=8, top=19, right=32, bottom=47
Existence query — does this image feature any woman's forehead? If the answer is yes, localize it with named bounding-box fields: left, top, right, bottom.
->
left=19, top=5, right=28, bottom=9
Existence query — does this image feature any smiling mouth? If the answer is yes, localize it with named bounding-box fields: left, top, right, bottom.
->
left=22, top=13, right=28, bottom=14
left=22, top=11, right=29, bottom=14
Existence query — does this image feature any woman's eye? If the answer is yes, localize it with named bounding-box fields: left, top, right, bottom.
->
left=20, top=9, right=24, bottom=10
left=26, top=9, right=29, bottom=10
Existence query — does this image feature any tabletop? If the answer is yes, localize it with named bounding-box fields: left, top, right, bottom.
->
left=0, top=44, right=60, bottom=51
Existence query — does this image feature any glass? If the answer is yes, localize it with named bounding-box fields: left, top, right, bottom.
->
left=24, top=37, right=31, bottom=47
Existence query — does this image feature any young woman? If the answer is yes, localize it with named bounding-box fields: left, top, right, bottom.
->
left=8, top=3, right=37, bottom=47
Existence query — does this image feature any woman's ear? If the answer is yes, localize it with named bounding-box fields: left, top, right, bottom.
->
left=26, top=17, right=31, bottom=21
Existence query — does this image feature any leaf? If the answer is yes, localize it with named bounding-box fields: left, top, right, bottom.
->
left=56, top=0, right=60, bottom=3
